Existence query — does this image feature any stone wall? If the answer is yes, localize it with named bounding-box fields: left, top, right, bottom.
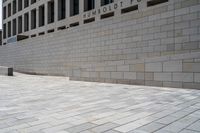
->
left=0, top=0, right=200, bottom=89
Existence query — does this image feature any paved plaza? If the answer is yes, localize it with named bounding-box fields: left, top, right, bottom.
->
left=0, top=73, right=200, bottom=133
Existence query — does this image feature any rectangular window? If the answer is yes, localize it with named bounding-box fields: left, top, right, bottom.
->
left=18, top=16, right=23, bottom=34
left=84, top=0, right=95, bottom=11
left=31, top=9, right=37, bottom=29
left=13, top=19, right=17, bottom=36
left=101, top=0, right=113, bottom=6
left=3, top=6, right=6, bottom=19
left=3, top=24, right=7, bottom=39
left=101, top=12, right=114, bottom=19
left=39, top=5, right=45, bottom=27
left=147, top=0, right=168, bottom=7
left=48, top=0, right=54, bottom=24
left=8, top=3, right=11, bottom=17
left=58, top=0, right=66, bottom=20
left=24, top=0, right=29, bottom=8
left=70, top=0, right=79, bottom=16
left=31, top=0, right=36, bottom=4
left=13, top=0, right=17, bottom=14
left=24, top=13, right=29, bottom=32
left=18, top=0, right=23, bottom=11
left=121, top=5, right=138, bottom=14
left=8, top=21, right=11, bottom=37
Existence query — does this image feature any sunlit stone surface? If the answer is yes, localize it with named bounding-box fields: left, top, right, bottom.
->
left=0, top=73, right=200, bottom=133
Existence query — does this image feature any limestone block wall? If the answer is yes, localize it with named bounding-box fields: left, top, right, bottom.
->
left=0, top=0, right=200, bottom=89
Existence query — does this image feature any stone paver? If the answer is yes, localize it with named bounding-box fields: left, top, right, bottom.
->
left=0, top=73, right=200, bottom=133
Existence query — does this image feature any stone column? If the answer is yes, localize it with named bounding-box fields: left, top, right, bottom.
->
left=45, top=2, right=48, bottom=26
left=16, top=16, right=18, bottom=34
left=22, top=0, right=24, bottom=33
left=95, top=0, right=101, bottom=9
left=29, top=11, right=31, bottom=32
left=16, top=0, right=18, bottom=12
left=95, top=0, right=101, bottom=21
left=79, top=0, right=84, bottom=24
left=79, top=0, right=84, bottom=14
left=139, top=0, right=147, bottom=11
left=66, top=0, right=70, bottom=19
left=54, top=0, right=58, bottom=22
left=36, top=7, right=39, bottom=28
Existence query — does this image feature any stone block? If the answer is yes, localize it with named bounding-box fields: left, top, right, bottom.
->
left=173, top=73, right=193, bottom=82
left=124, top=72, right=136, bottom=80
left=163, top=61, right=182, bottom=72
left=145, top=72, right=154, bottom=80
left=163, top=82, right=182, bottom=88
left=183, top=63, right=200, bottom=72
left=183, top=83, right=200, bottom=89
left=100, top=72, right=111, bottom=79
left=145, top=63, right=162, bottom=72
left=117, top=65, right=129, bottom=72
left=194, top=73, right=200, bottom=83
left=136, top=72, right=145, bottom=80
left=134, top=63, right=145, bottom=72
left=183, top=42, right=199, bottom=50
left=111, top=72, right=123, bottom=79
left=145, top=81, right=163, bottom=87
left=154, top=73, right=172, bottom=82
left=129, top=79, right=145, bottom=85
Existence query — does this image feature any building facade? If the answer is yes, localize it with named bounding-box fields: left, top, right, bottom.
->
left=0, top=30, right=2, bottom=45
left=1, top=0, right=200, bottom=89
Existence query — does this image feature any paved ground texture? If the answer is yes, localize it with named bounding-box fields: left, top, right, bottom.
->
left=0, top=73, right=200, bottom=133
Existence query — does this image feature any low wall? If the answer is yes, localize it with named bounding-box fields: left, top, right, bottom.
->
left=0, top=66, right=13, bottom=76
left=0, top=0, right=200, bottom=89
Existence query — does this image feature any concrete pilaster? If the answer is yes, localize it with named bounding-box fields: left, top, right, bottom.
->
left=54, top=0, right=58, bottom=21
left=66, top=0, right=70, bottom=19
left=36, top=7, right=39, bottom=28
left=29, top=11, right=31, bottom=32
left=45, top=2, right=48, bottom=26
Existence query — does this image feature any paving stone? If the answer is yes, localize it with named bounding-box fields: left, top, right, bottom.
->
left=0, top=73, right=200, bottom=133
left=65, top=123, right=97, bottom=133
left=89, top=123, right=119, bottom=133
left=132, top=122, right=166, bottom=133
left=179, top=129, right=200, bottom=133
left=187, top=120, right=200, bottom=132
left=156, top=116, right=179, bottom=125
left=156, top=116, right=199, bottom=133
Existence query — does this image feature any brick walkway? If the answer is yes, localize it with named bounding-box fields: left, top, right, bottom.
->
left=0, top=73, right=200, bottom=133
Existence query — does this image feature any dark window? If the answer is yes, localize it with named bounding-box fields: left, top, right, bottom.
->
left=13, top=0, right=17, bottom=14
left=84, top=0, right=95, bottom=11
left=24, top=0, right=29, bottom=8
left=18, top=16, right=23, bottom=34
left=24, top=13, right=29, bottom=32
left=13, top=19, right=17, bottom=36
left=31, top=0, right=36, bottom=4
left=121, top=5, right=138, bottom=14
left=58, top=0, right=66, bottom=20
left=31, top=9, right=37, bottom=29
left=18, top=0, right=23, bottom=11
left=39, top=5, right=45, bottom=27
left=101, top=0, right=113, bottom=6
left=147, top=0, right=169, bottom=7
left=3, top=24, right=7, bottom=39
left=3, top=6, right=6, bottom=19
left=70, top=0, right=79, bottom=16
left=48, top=0, right=54, bottom=23
left=8, top=21, right=11, bottom=37
left=8, top=3, right=11, bottom=17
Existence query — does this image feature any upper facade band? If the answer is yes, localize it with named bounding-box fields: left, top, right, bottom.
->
left=2, top=0, right=169, bottom=45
